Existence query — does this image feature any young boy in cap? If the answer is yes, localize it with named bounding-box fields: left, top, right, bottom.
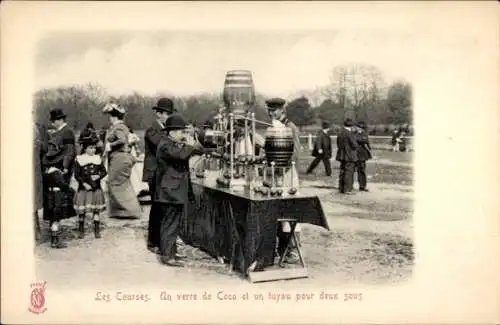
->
left=154, top=114, right=204, bottom=267
left=265, top=97, right=302, bottom=264
left=144, top=98, right=176, bottom=253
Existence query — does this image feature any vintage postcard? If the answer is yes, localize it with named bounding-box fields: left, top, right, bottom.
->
left=1, top=1, right=499, bottom=324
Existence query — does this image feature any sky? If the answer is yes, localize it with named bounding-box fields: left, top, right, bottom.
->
left=35, top=30, right=422, bottom=98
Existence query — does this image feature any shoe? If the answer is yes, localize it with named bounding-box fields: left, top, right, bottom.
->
left=160, top=257, right=184, bottom=267
left=344, top=191, right=355, bottom=195
left=51, top=232, right=67, bottom=249
left=147, top=246, right=159, bottom=254
left=175, top=253, right=187, bottom=260
left=285, top=251, right=300, bottom=264
left=94, top=221, right=101, bottom=238
left=360, top=188, right=369, bottom=192
left=78, top=221, right=85, bottom=239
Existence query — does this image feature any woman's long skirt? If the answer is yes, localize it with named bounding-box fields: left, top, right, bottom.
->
left=107, top=152, right=142, bottom=218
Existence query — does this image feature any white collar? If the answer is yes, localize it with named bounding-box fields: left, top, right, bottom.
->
left=76, top=154, right=102, bottom=166
left=56, top=122, right=67, bottom=132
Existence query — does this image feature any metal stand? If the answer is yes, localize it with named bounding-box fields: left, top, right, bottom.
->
left=248, top=217, right=308, bottom=283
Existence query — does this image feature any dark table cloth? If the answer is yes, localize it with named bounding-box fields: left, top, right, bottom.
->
left=180, top=179, right=329, bottom=274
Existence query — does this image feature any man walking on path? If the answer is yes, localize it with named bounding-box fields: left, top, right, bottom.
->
left=306, top=121, right=332, bottom=176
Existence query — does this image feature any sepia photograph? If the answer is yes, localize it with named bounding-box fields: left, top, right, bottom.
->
left=33, top=30, right=414, bottom=288
left=2, top=2, right=499, bottom=324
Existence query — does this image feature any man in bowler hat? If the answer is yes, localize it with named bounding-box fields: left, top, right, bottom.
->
left=144, top=98, right=177, bottom=253
left=354, top=121, right=372, bottom=191
left=154, top=114, right=204, bottom=267
left=42, top=109, right=77, bottom=248
left=306, top=120, right=332, bottom=176
left=335, top=118, right=359, bottom=194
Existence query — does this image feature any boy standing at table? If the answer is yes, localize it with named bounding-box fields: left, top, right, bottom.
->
left=153, top=114, right=204, bottom=267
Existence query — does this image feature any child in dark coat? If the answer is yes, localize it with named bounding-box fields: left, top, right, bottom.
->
left=73, top=135, right=107, bottom=238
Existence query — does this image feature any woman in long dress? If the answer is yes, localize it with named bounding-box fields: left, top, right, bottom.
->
left=102, top=103, right=142, bottom=219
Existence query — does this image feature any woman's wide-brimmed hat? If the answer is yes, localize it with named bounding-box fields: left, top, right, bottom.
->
left=102, top=103, right=126, bottom=115
left=153, top=97, right=176, bottom=114
left=49, top=109, right=66, bottom=121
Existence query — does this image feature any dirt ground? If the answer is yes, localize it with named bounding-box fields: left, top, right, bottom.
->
left=35, top=150, right=413, bottom=289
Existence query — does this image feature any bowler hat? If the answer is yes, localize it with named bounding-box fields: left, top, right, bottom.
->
left=153, top=98, right=176, bottom=114
left=321, top=121, right=331, bottom=129
left=49, top=109, right=66, bottom=122
left=265, top=98, right=286, bottom=110
left=343, top=118, right=354, bottom=127
left=356, top=121, right=367, bottom=129
left=164, top=114, right=187, bottom=131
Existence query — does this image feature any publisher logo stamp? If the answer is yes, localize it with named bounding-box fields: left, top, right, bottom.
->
left=28, top=281, right=47, bottom=314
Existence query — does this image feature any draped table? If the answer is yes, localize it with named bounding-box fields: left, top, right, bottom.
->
left=180, top=174, right=330, bottom=281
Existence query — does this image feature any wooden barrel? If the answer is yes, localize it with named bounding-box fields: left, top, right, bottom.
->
left=222, top=70, right=255, bottom=116
left=264, top=125, right=294, bottom=167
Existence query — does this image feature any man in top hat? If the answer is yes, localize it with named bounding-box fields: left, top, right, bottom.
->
left=144, top=98, right=176, bottom=253
left=354, top=121, right=372, bottom=191
left=306, top=120, right=333, bottom=176
left=153, top=114, right=204, bottom=267
left=42, top=108, right=77, bottom=248
left=265, top=97, right=302, bottom=264
left=335, top=118, right=359, bottom=194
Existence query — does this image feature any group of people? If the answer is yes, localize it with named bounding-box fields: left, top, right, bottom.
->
left=35, top=95, right=367, bottom=268
left=306, top=118, right=372, bottom=194
left=144, top=97, right=303, bottom=266
left=34, top=104, right=149, bottom=248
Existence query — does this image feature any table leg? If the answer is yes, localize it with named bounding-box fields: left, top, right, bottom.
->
left=293, top=231, right=306, bottom=268
left=278, top=221, right=297, bottom=267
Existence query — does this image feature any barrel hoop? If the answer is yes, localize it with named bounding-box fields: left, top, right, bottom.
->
left=223, top=84, right=254, bottom=88
left=226, top=71, right=252, bottom=75
left=225, top=76, right=252, bottom=81
left=224, top=80, right=253, bottom=85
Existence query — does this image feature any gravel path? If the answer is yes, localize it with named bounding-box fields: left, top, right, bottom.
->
left=35, top=155, right=414, bottom=289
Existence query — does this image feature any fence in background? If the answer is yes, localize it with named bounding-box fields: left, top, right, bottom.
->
left=298, top=135, right=414, bottom=152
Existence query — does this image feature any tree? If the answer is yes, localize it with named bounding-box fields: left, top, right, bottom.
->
left=323, top=63, right=386, bottom=121
left=285, top=96, right=314, bottom=127
left=314, top=98, right=345, bottom=125
left=386, top=80, right=413, bottom=125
